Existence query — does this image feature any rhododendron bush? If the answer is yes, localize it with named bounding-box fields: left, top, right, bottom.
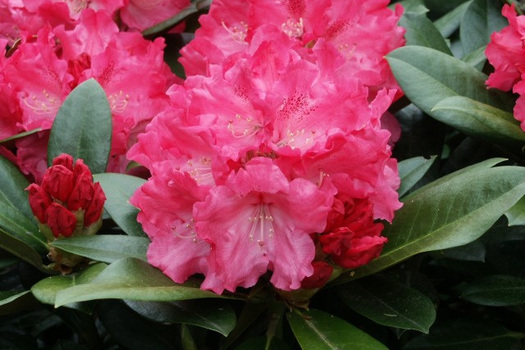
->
left=2, top=0, right=525, bottom=349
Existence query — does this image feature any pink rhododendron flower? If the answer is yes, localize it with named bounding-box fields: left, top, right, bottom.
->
left=131, top=161, right=212, bottom=283
left=486, top=4, right=525, bottom=130
left=195, top=158, right=333, bottom=293
left=0, top=9, right=175, bottom=178
left=130, top=11, right=401, bottom=293
left=120, top=0, right=190, bottom=31
left=180, top=0, right=405, bottom=96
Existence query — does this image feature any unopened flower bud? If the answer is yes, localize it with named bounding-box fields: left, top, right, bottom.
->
left=26, top=153, right=106, bottom=273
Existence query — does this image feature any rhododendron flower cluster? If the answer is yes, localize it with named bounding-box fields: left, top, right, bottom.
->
left=0, top=0, right=190, bottom=43
left=486, top=4, right=525, bottom=131
left=0, top=5, right=178, bottom=181
left=130, top=0, right=404, bottom=294
left=26, top=153, right=106, bottom=272
left=180, top=0, right=405, bottom=98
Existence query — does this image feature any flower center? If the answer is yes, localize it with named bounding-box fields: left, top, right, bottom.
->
left=247, top=203, right=275, bottom=247
left=282, top=18, right=304, bottom=38
left=221, top=21, right=248, bottom=43
left=184, top=157, right=214, bottom=186
left=108, top=90, right=130, bottom=113
left=227, top=113, right=263, bottom=138
left=22, top=89, right=60, bottom=114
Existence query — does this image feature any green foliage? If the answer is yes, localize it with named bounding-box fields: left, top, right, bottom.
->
left=337, top=276, right=436, bottom=333
left=50, top=235, right=149, bottom=263
left=288, top=309, right=388, bottom=350
left=93, top=173, right=147, bottom=236
left=48, top=79, right=112, bottom=173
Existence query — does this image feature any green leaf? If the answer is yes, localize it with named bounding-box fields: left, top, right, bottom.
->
left=0, top=128, right=42, bottom=144
left=434, top=1, right=472, bottom=38
left=142, top=0, right=212, bottom=36
left=431, top=96, right=525, bottom=149
left=48, top=79, right=112, bottom=173
left=50, top=235, right=149, bottom=263
left=400, top=13, right=452, bottom=55
left=0, top=154, right=39, bottom=221
left=287, top=309, right=388, bottom=350
left=31, top=263, right=107, bottom=306
left=0, top=202, right=46, bottom=253
left=125, top=299, right=236, bottom=336
left=348, top=160, right=525, bottom=279
left=435, top=240, right=486, bottom=262
left=461, top=275, right=525, bottom=306
left=505, top=196, right=525, bottom=226
left=93, top=173, right=146, bottom=236
left=338, top=276, right=436, bottom=333
left=0, top=228, right=45, bottom=271
left=404, top=319, right=523, bottom=350
left=461, top=45, right=487, bottom=70
left=398, top=155, right=437, bottom=197
left=54, top=258, right=225, bottom=307
left=460, top=0, right=507, bottom=55
left=386, top=46, right=513, bottom=114
left=0, top=290, right=37, bottom=315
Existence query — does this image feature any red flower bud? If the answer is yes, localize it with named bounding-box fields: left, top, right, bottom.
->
left=45, top=202, right=77, bottom=238
left=26, top=153, right=106, bottom=238
left=26, top=183, right=52, bottom=223
left=67, top=172, right=95, bottom=211
left=320, top=198, right=387, bottom=269
left=301, top=261, right=333, bottom=289
left=52, top=153, right=74, bottom=169
left=41, top=164, right=75, bottom=203
left=84, top=182, right=106, bottom=227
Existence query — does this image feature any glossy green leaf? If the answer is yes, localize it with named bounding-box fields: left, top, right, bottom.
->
left=404, top=319, right=523, bottom=350
left=0, top=202, right=46, bottom=254
left=0, top=228, right=45, bottom=270
left=0, top=155, right=37, bottom=219
left=400, top=13, right=452, bottom=54
left=348, top=160, right=525, bottom=279
left=0, top=290, right=36, bottom=315
left=125, top=299, right=236, bottom=336
left=287, top=309, right=388, bottom=350
left=142, top=0, right=212, bottom=36
left=460, top=0, right=507, bottom=55
left=50, top=235, right=148, bottom=263
left=31, top=263, right=107, bottom=306
left=431, top=96, right=525, bottom=149
left=461, top=45, right=487, bottom=70
left=338, top=276, right=436, bottom=333
left=0, top=128, right=42, bottom=144
left=54, top=258, right=224, bottom=307
left=435, top=240, right=486, bottom=262
left=434, top=1, right=471, bottom=38
left=462, top=275, right=525, bottom=306
left=505, top=196, right=525, bottom=226
left=386, top=46, right=513, bottom=114
left=48, top=79, right=112, bottom=173
left=93, top=173, right=146, bottom=236
left=398, top=155, right=437, bottom=197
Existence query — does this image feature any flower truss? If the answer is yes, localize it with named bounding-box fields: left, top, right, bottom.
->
left=130, top=0, right=405, bottom=295
left=0, top=0, right=180, bottom=181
